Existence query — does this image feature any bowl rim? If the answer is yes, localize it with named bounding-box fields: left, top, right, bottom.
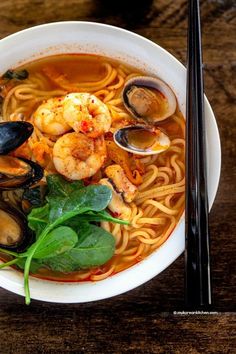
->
left=0, top=21, right=221, bottom=303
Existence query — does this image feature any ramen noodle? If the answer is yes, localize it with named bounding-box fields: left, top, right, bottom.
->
left=0, top=54, right=185, bottom=281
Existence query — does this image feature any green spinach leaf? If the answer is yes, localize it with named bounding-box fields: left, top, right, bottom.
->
left=47, top=184, right=112, bottom=222
left=43, top=223, right=115, bottom=272
left=65, top=210, right=129, bottom=230
left=27, top=226, right=78, bottom=259
left=28, top=203, right=49, bottom=237
left=46, top=174, right=84, bottom=198
left=16, top=258, right=43, bottom=273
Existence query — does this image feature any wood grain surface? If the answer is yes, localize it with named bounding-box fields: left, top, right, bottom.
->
left=0, top=0, right=235, bottom=353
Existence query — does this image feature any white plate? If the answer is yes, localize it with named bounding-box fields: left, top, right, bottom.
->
left=0, top=22, right=221, bottom=303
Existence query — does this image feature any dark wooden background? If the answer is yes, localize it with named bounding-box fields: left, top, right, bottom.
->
left=0, top=0, right=235, bottom=353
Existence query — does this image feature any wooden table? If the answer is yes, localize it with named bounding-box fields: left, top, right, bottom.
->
left=0, top=1, right=235, bottom=352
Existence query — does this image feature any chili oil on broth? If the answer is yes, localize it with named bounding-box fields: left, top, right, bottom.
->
left=0, top=54, right=185, bottom=282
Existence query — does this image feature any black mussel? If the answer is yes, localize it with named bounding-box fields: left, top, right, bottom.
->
left=0, top=121, right=33, bottom=155
left=0, top=200, right=34, bottom=252
left=22, top=184, right=47, bottom=213
left=0, top=156, right=44, bottom=190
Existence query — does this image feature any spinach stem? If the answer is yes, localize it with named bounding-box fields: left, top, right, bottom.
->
left=23, top=225, right=52, bottom=305
left=0, top=258, right=19, bottom=269
left=0, top=248, right=24, bottom=257
left=23, top=212, right=83, bottom=303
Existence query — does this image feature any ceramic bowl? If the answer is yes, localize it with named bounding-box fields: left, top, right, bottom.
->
left=0, top=22, right=221, bottom=303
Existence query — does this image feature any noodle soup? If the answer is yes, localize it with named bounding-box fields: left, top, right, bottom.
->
left=0, top=54, right=185, bottom=283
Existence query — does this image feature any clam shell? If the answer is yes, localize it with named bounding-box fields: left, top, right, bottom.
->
left=123, top=76, right=177, bottom=123
left=114, top=125, right=170, bottom=156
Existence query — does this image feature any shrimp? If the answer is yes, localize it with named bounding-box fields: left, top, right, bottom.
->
left=63, top=93, right=112, bottom=138
left=33, top=97, right=71, bottom=135
left=53, top=132, right=107, bottom=180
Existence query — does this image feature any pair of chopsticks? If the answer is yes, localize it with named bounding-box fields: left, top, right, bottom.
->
left=185, top=0, right=212, bottom=309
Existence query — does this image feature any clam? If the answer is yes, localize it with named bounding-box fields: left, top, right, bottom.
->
left=114, top=125, right=170, bottom=156
left=122, top=76, right=176, bottom=124
left=0, top=156, right=44, bottom=190
left=0, top=121, right=33, bottom=155
left=0, top=200, right=34, bottom=251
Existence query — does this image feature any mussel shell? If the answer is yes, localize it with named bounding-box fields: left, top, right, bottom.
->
left=114, top=125, right=170, bottom=156
left=0, top=200, right=34, bottom=252
left=22, top=184, right=47, bottom=213
left=0, top=157, right=44, bottom=190
left=122, top=76, right=177, bottom=123
left=0, top=121, right=33, bottom=155
left=0, top=155, right=32, bottom=177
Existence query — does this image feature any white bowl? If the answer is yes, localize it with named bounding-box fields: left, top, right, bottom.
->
left=0, top=22, right=221, bottom=303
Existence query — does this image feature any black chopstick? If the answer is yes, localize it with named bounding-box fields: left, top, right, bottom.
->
left=185, top=0, right=212, bottom=309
